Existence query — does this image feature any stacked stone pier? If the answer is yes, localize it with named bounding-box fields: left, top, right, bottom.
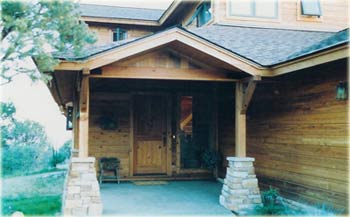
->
left=220, top=157, right=262, bottom=215
left=63, top=157, right=103, bottom=216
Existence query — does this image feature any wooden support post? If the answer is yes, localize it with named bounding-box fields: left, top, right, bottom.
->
left=235, top=82, right=246, bottom=157
left=78, top=74, right=90, bottom=157
left=235, top=76, right=260, bottom=157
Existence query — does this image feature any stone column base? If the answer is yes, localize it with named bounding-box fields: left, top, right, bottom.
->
left=63, top=157, right=103, bottom=216
left=220, top=157, right=262, bottom=215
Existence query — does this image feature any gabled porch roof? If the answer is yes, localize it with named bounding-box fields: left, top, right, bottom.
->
left=54, top=25, right=349, bottom=77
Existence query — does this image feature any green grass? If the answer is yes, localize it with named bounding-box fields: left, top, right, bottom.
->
left=2, top=195, right=62, bottom=216
left=2, top=170, right=66, bottom=216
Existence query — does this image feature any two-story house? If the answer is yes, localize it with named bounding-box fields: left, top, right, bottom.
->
left=49, top=0, right=349, bottom=215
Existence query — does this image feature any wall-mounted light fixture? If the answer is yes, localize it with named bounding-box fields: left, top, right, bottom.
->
left=66, top=106, right=73, bottom=130
left=336, top=81, right=348, bottom=100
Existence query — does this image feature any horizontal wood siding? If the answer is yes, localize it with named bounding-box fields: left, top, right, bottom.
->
left=88, top=93, right=131, bottom=178
left=218, top=60, right=348, bottom=211
left=247, top=60, right=348, bottom=211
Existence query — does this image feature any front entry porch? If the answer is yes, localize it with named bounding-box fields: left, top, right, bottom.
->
left=100, top=180, right=233, bottom=216
left=60, top=43, right=262, bottom=215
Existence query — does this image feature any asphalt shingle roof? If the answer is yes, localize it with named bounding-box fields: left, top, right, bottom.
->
left=190, top=24, right=345, bottom=66
left=79, top=4, right=165, bottom=21
left=55, top=25, right=349, bottom=67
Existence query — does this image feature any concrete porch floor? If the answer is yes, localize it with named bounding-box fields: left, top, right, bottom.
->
left=100, top=180, right=234, bottom=216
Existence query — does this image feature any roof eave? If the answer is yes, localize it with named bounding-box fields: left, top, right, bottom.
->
left=81, top=16, right=160, bottom=26
left=270, top=43, right=349, bottom=76
left=80, top=0, right=185, bottom=27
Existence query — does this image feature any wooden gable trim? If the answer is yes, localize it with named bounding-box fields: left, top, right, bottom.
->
left=55, top=28, right=266, bottom=76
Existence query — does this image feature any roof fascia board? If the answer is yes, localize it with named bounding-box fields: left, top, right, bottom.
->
left=270, top=44, right=349, bottom=76
left=55, top=28, right=269, bottom=76
left=158, top=0, right=182, bottom=25
left=81, top=17, right=159, bottom=26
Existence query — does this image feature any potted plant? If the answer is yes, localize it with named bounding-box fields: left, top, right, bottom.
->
left=201, top=149, right=221, bottom=170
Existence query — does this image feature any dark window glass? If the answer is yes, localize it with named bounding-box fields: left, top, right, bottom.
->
left=113, top=28, right=127, bottom=42
left=197, top=2, right=212, bottom=27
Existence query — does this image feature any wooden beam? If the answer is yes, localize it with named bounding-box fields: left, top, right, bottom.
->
left=78, top=75, right=90, bottom=157
left=90, top=66, right=238, bottom=82
left=235, top=82, right=246, bottom=157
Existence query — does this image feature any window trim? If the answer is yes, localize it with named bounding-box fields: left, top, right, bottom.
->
left=227, top=0, right=279, bottom=20
left=112, top=27, right=127, bottom=42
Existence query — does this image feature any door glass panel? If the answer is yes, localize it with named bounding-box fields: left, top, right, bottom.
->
left=180, top=95, right=210, bottom=169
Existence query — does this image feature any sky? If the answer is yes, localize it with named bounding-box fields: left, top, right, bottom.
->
left=1, top=74, right=72, bottom=149
left=1, top=0, right=173, bottom=148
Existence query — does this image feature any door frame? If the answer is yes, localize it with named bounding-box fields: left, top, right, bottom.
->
left=129, top=92, right=172, bottom=177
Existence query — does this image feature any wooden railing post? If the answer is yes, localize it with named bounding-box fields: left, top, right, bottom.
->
left=78, top=71, right=90, bottom=157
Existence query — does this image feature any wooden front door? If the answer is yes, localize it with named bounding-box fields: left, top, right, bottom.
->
left=133, top=94, right=168, bottom=175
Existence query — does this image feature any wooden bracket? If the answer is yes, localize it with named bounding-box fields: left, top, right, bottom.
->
left=239, top=76, right=261, bottom=114
left=82, top=67, right=90, bottom=75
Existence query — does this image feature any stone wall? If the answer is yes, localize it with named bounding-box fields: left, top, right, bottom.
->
left=220, top=157, right=262, bottom=215
left=63, top=157, right=103, bottom=216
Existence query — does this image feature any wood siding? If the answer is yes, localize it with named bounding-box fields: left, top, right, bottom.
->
left=215, top=0, right=349, bottom=31
left=89, top=93, right=131, bottom=177
left=88, top=25, right=154, bottom=46
left=218, top=59, right=348, bottom=211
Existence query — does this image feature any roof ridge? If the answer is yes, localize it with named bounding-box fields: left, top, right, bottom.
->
left=213, top=23, right=336, bottom=33
left=79, top=3, right=165, bottom=12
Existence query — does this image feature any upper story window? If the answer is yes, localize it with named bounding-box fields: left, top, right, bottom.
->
left=229, top=0, right=278, bottom=19
left=187, top=1, right=212, bottom=27
left=197, top=2, right=212, bottom=27
left=301, top=0, right=322, bottom=17
left=113, top=28, right=127, bottom=42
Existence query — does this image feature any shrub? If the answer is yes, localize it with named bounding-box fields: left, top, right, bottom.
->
left=254, top=186, right=286, bottom=215
left=51, top=140, right=72, bottom=167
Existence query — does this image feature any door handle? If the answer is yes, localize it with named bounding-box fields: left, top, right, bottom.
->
left=162, top=132, right=167, bottom=146
left=163, top=137, right=167, bottom=146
